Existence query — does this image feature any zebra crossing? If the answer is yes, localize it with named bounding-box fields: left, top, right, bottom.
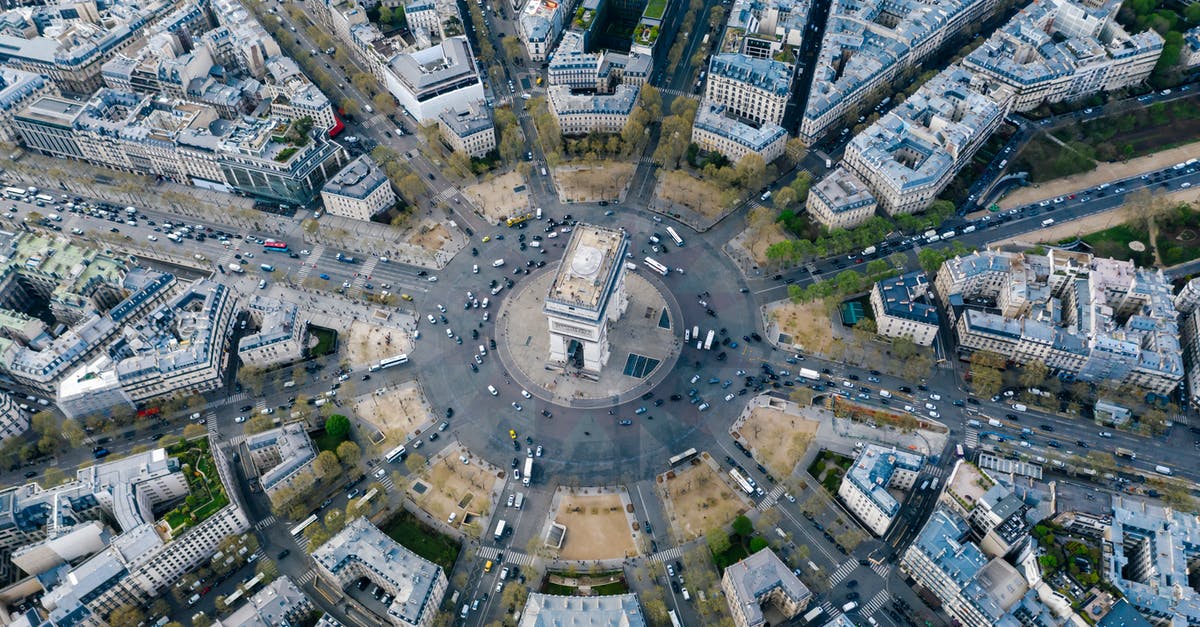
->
left=828, top=559, right=858, bottom=586
left=756, top=485, right=787, bottom=511
left=355, top=257, right=378, bottom=288
left=206, top=413, right=219, bottom=436
left=861, top=589, right=892, bottom=616
left=871, top=561, right=892, bottom=578
left=432, top=186, right=458, bottom=203
left=296, top=569, right=317, bottom=585
left=651, top=546, right=684, bottom=563
left=965, top=428, right=979, bottom=449
left=254, top=515, right=278, bottom=531
left=295, top=245, right=324, bottom=281
left=226, top=434, right=246, bottom=447
left=657, top=87, right=699, bottom=99
left=476, top=546, right=536, bottom=567
left=820, top=601, right=839, bottom=617
left=380, top=474, right=395, bottom=491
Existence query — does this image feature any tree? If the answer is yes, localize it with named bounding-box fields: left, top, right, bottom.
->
left=972, top=366, right=1004, bottom=397
left=183, top=423, right=207, bottom=440
left=324, top=508, right=346, bottom=534
left=244, top=415, right=274, bottom=434
left=706, top=528, right=731, bottom=555
left=731, top=515, right=754, bottom=537
left=405, top=452, right=427, bottom=474
left=1018, top=360, right=1050, bottom=389
left=336, top=440, right=362, bottom=466
left=749, top=536, right=769, bottom=553
left=773, top=186, right=798, bottom=210
left=61, top=419, right=85, bottom=447
left=314, top=450, right=341, bottom=478
left=324, top=415, right=350, bottom=441
left=373, top=92, right=396, bottom=115
left=108, top=605, right=144, bottom=627
left=42, top=467, right=67, bottom=487
left=341, top=98, right=361, bottom=117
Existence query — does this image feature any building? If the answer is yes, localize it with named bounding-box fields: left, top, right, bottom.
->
left=519, top=593, right=647, bottom=626
left=238, top=295, right=307, bottom=369
left=1175, top=276, right=1200, bottom=408
left=547, top=31, right=652, bottom=93
left=936, top=249, right=1185, bottom=397
left=547, top=83, right=639, bottom=136
left=437, top=101, right=496, bottom=158
left=265, top=56, right=338, bottom=133
left=721, top=0, right=812, bottom=61
left=518, top=0, right=565, bottom=62
left=840, top=67, right=1009, bottom=216
left=543, top=224, right=629, bottom=373
left=220, top=575, right=315, bottom=626
left=245, top=423, right=319, bottom=505
left=0, top=65, right=58, bottom=143
left=806, top=167, right=877, bottom=230
left=837, top=444, right=924, bottom=535
left=1184, top=26, right=1200, bottom=69
left=900, top=508, right=1028, bottom=627
left=963, top=0, right=1163, bottom=112
left=382, top=36, right=486, bottom=123
left=721, top=549, right=812, bottom=627
left=1106, top=495, right=1200, bottom=624
left=705, top=54, right=791, bottom=127
left=1096, top=600, right=1154, bottom=627
left=0, top=391, right=28, bottom=446
left=966, top=484, right=1031, bottom=558
left=870, top=272, right=939, bottom=346
left=57, top=355, right=133, bottom=420
left=312, top=517, right=447, bottom=627
left=321, top=155, right=397, bottom=221
left=800, top=0, right=996, bottom=143
left=690, top=102, right=787, bottom=164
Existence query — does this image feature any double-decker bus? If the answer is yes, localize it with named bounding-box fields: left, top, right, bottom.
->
left=668, top=447, right=698, bottom=467
left=666, top=226, right=684, bottom=247
left=262, top=239, right=289, bottom=252
left=643, top=257, right=668, bottom=276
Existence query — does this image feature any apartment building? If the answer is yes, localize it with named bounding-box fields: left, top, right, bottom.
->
left=806, top=167, right=877, bottom=230
left=221, top=576, right=315, bottom=627
left=1185, top=26, right=1200, bottom=68
left=722, top=0, right=811, bottom=61
left=1107, top=495, right=1200, bottom=624
left=838, top=444, right=924, bottom=535
left=238, top=295, right=307, bottom=369
left=101, top=34, right=215, bottom=101
left=721, top=549, right=811, bottom=627
left=706, top=54, right=791, bottom=127
left=312, top=517, right=447, bottom=626
left=437, top=100, right=497, bottom=158
left=209, top=0, right=284, bottom=79
left=800, top=0, right=995, bottom=143
left=57, top=354, right=134, bottom=420
left=519, top=0, right=565, bottom=62
left=0, top=391, right=28, bottom=446
left=382, top=36, right=486, bottom=122
left=936, top=249, right=1185, bottom=396
left=320, top=155, right=397, bottom=221
left=691, top=102, right=787, bottom=163
left=841, top=67, right=1008, bottom=216
left=547, top=83, right=640, bottom=136
left=547, top=31, right=652, bottom=93
left=246, top=423, right=319, bottom=505
left=870, top=272, right=939, bottom=346
left=264, top=56, right=338, bottom=133
left=520, top=594, right=647, bottom=626
left=0, top=66, right=58, bottom=143
left=900, top=508, right=1029, bottom=627
left=963, top=0, right=1163, bottom=112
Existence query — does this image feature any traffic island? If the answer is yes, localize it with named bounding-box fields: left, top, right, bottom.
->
left=658, top=453, right=750, bottom=542
left=543, top=487, right=639, bottom=560
left=407, top=444, right=504, bottom=539
left=730, top=395, right=820, bottom=478
left=354, top=381, right=434, bottom=449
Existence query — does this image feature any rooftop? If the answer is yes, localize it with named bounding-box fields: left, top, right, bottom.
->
left=810, top=166, right=875, bottom=213
left=709, top=53, right=791, bottom=96
left=545, top=224, right=628, bottom=315
left=547, top=83, right=640, bottom=117
left=723, top=549, right=811, bottom=625
left=519, top=593, right=647, bottom=627
left=1107, top=495, right=1200, bottom=622
left=322, top=155, right=390, bottom=200
left=875, top=271, right=938, bottom=326
left=693, top=102, right=788, bottom=150
left=845, top=444, right=924, bottom=518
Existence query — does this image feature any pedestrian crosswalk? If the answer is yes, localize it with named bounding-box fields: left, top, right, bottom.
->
left=380, top=475, right=395, bottom=491
left=965, top=428, right=979, bottom=449
left=227, top=434, right=246, bottom=447
left=820, top=601, right=839, bottom=617
left=206, top=413, right=219, bottom=436
left=871, top=561, right=892, bottom=578
left=651, top=546, right=684, bottom=563
left=476, top=546, right=536, bottom=567
left=861, top=589, right=891, bottom=616
left=296, top=569, right=317, bottom=585
left=829, top=558, right=857, bottom=586
left=295, top=245, right=324, bottom=281
left=355, top=257, right=378, bottom=288
left=658, top=87, right=699, bottom=99
left=757, top=485, right=786, bottom=511
left=432, top=186, right=458, bottom=203
left=254, top=515, right=277, bottom=531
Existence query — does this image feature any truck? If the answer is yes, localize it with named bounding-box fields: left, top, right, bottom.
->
left=798, top=368, right=820, bottom=381
left=494, top=519, right=507, bottom=540
left=228, top=263, right=244, bottom=273
left=1114, top=447, right=1136, bottom=460
left=335, top=253, right=356, bottom=263
left=523, top=458, right=533, bottom=486
left=703, top=329, right=715, bottom=350
left=1041, top=218, right=1055, bottom=227
left=1154, top=465, right=1172, bottom=475
left=513, top=492, right=524, bottom=509
left=1012, top=403, right=1027, bottom=412
left=861, top=246, right=876, bottom=256
left=967, top=419, right=982, bottom=428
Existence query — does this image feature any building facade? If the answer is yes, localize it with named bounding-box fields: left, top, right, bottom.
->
left=238, top=295, right=308, bottom=369
left=245, top=423, right=318, bottom=505
left=437, top=101, right=496, bottom=158
left=543, top=225, right=629, bottom=373
left=870, top=272, right=939, bottom=346
left=806, top=167, right=877, bottom=230
left=838, top=444, right=924, bottom=535
left=382, top=36, right=486, bottom=123
left=321, top=155, right=397, bottom=221
left=721, top=549, right=811, bottom=627
left=547, top=83, right=639, bottom=136
left=0, top=65, right=58, bottom=143
left=705, top=54, right=791, bottom=127
left=690, top=102, right=787, bottom=164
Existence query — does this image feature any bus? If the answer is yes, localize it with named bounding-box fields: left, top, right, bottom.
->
left=729, top=468, right=753, bottom=494
left=385, top=444, right=408, bottom=463
left=4, top=187, right=27, bottom=199
left=369, top=354, right=409, bottom=372
left=929, top=477, right=939, bottom=491
left=955, top=444, right=964, bottom=458
left=668, top=609, right=683, bottom=627
left=357, top=488, right=378, bottom=508
left=802, top=607, right=824, bottom=624
left=290, top=514, right=318, bottom=537
left=668, top=447, right=698, bottom=467
left=666, top=226, right=684, bottom=247
left=506, top=212, right=533, bottom=227
left=262, top=239, right=289, bottom=252
left=643, top=257, right=668, bottom=276
left=223, top=589, right=244, bottom=607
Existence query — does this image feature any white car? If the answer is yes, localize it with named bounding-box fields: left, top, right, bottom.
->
left=483, top=312, right=490, bottom=321
left=446, top=328, right=454, bottom=337
left=506, top=494, right=515, bottom=507
left=924, top=402, right=936, bottom=410
left=437, top=304, right=446, bottom=312
left=535, top=445, right=543, bottom=457
left=929, top=411, right=940, bottom=418
left=427, top=276, right=438, bottom=282
left=724, top=393, right=735, bottom=401
left=521, top=389, right=532, bottom=399
left=428, top=314, right=437, bottom=324
left=235, top=416, right=246, bottom=423
left=147, top=234, right=158, bottom=241
left=511, top=402, right=523, bottom=411
left=929, top=393, right=942, bottom=401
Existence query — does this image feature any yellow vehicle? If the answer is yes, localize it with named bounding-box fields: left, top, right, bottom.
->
left=509, top=429, right=517, bottom=439
left=484, top=560, right=493, bottom=573
left=482, top=235, right=491, bottom=243
left=400, top=293, right=413, bottom=301
left=505, top=213, right=533, bottom=227
left=536, top=76, right=543, bottom=86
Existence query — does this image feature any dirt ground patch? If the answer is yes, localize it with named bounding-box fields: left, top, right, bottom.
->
left=740, top=406, right=819, bottom=477
left=747, top=222, right=792, bottom=266
left=656, top=170, right=733, bottom=219
left=464, top=171, right=530, bottom=224
left=410, top=449, right=498, bottom=525
left=767, top=299, right=838, bottom=356
left=344, top=320, right=412, bottom=368
left=996, top=141, right=1200, bottom=209
left=662, top=461, right=747, bottom=541
left=990, top=188, right=1200, bottom=249
left=553, top=493, right=637, bottom=560
left=354, top=382, right=432, bottom=447
left=406, top=221, right=451, bottom=251
left=555, top=162, right=635, bottom=203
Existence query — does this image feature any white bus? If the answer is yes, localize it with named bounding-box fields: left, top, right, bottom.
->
left=668, top=447, right=698, bottom=467
left=385, top=444, right=407, bottom=463
left=3, top=187, right=26, bottom=199
left=802, top=607, right=824, bottom=624
left=357, top=488, right=378, bottom=508
left=290, top=514, right=318, bottom=538
left=668, top=609, right=684, bottom=627
left=666, top=226, right=684, bottom=247
left=643, top=257, right=669, bottom=276
left=369, top=353, right=409, bottom=371
left=729, top=468, right=753, bottom=494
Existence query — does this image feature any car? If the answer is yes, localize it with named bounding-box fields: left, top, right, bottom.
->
left=362, top=374, right=371, bottom=381
left=619, top=419, right=632, bottom=425
left=277, top=549, right=290, bottom=560
left=235, top=416, right=247, bottom=423
left=23, top=470, right=37, bottom=478
left=521, top=389, right=531, bottom=399
left=536, top=445, right=543, bottom=456
left=929, top=393, right=942, bottom=401
left=511, top=402, right=523, bottom=411
left=1039, top=424, right=1054, bottom=432
left=511, top=458, right=519, bottom=468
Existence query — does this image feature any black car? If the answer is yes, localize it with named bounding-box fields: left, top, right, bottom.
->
left=446, top=407, right=455, bottom=418
left=847, top=374, right=860, bottom=381
left=23, top=470, right=37, bottom=478
left=1039, top=424, right=1054, bottom=431
left=240, top=405, right=253, bottom=412
left=1006, top=413, right=1019, bottom=420
left=278, top=549, right=290, bottom=560
left=362, top=374, right=371, bottom=381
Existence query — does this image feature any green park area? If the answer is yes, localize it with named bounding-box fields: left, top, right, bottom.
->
left=381, top=509, right=460, bottom=573
left=161, top=438, right=230, bottom=535
left=642, top=0, right=666, bottom=19
left=1063, top=201, right=1200, bottom=268
left=806, top=450, right=854, bottom=497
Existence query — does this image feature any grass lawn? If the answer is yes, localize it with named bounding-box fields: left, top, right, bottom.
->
left=807, top=450, right=854, bottom=497
left=311, top=428, right=344, bottom=453
left=543, top=582, right=574, bottom=595
left=592, top=580, right=631, bottom=596
left=308, top=326, right=338, bottom=358
left=160, top=439, right=230, bottom=534
left=1079, top=224, right=1152, bottom=265
left=381, top=509, right=461, bottom=573
left=711, top=534, right=750, bottom=570
left=643, top=0, right=666, bottom=18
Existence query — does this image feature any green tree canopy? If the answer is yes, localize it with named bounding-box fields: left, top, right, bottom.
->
left=325, top=415, right=350, bottom=441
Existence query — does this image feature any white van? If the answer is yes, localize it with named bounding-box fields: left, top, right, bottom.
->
left=492, top=259, right=505, bottom=267
left=487, top=385, right=498, bottom=396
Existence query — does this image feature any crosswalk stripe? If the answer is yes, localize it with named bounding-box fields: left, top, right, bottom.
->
left=254, top=515, right=277, bottom=531
left=829, top=559, right=857, bottom=586
left=862, top=590, right=891, bottom=615
left=871, top=562, right=891, bottom=578
left=651, top=546, right=683, bottom=562
left=296, top=569, right=316, bottom=585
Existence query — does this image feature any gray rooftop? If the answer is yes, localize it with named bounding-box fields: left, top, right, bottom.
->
left=723, top=549, right=811, bottom=626
left=519, top=593, right=647, bottom=627
left=845, top=444, right=924, bottom=518
left=322, top=155, right=390, bottom=201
